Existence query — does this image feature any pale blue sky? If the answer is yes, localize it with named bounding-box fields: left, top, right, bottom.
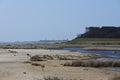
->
left=0, top=0, right=120, bottom=42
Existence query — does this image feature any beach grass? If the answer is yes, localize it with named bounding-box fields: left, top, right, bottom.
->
left=109, top=76, right=120, bottom=80
left=64, top=60, right=120, bottom=67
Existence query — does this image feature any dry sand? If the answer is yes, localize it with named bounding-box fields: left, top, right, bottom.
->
left=0, top=49, right=119, bottom=80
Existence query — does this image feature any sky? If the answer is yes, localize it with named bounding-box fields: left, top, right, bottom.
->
left=0, top=0, right=120, bottom=42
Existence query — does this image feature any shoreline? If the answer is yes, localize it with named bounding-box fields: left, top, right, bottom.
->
left=84, top=47, right=120, bottom=51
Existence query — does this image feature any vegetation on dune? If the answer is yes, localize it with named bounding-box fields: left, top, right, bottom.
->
left=8, top=50, right=17, bottom=53
left=30, top=55, right=54, bottom=61
left=109, top=76, right=120, bottom=80
left=54, top=55, right=76, bottom=60
left=0, top=43, right=66, bottom=49
left=30, top=54, right=102, bottom=62
left=64, top=60, right=120, bottom=67
left=44, top=76, right=79, bottom=80
left=31, top=63, right=41, bottom=66
left=30, top=55, right=45, bottom=61
left=35, top=76, right=77, bottom=80
left=44, top=76, right=63, bottom=80
left=30, top=54, right=120, bottom=68
left=30, top=54, right=74, bottom=61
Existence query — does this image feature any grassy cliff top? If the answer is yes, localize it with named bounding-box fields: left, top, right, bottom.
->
left=67, top=38, right=120, bottom=45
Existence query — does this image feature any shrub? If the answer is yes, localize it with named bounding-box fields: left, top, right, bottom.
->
left=8, top=50, right=17, bottom=53
left=54, top=55, right=75, bottom=60
left=31, top=63, right=41, bottom=66
left=43, top=76, right=77, bottom=80
left=30, top=55, right=54, bottom=61
left=30, top=55, right=45, bottom=61
left=44, top=76, right=63, bottom=80
left=112, top=61, right=120, bottom=67
left=43, top=55, right=54, bottom=60
left=24, top=61, right=32, bottom=63
left=41, top=64, right=45, bottom=71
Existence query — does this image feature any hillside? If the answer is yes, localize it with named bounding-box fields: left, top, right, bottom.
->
left=80, top=26, right=120, bottom=38
left=68, top=38, right=120, bottom=45
left=68, top=26, right=120, bottom=45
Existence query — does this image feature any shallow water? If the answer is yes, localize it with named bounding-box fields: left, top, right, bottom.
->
left=61, top=47, right=120, bottom=71
left=61, top=47, right=120, bottom=59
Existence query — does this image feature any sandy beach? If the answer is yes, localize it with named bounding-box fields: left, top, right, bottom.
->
left=0, top=49, right=119, bottom=80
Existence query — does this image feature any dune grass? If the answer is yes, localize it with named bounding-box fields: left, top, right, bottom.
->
left=44, top=76, right=63, bottom=80
left=109, top=76, right=120, bottom=80
left=30, top=55, right=54, bottom=61
left=64, top=60, right=120, bottom=67
left=30, top=54, right=102, bottom=62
